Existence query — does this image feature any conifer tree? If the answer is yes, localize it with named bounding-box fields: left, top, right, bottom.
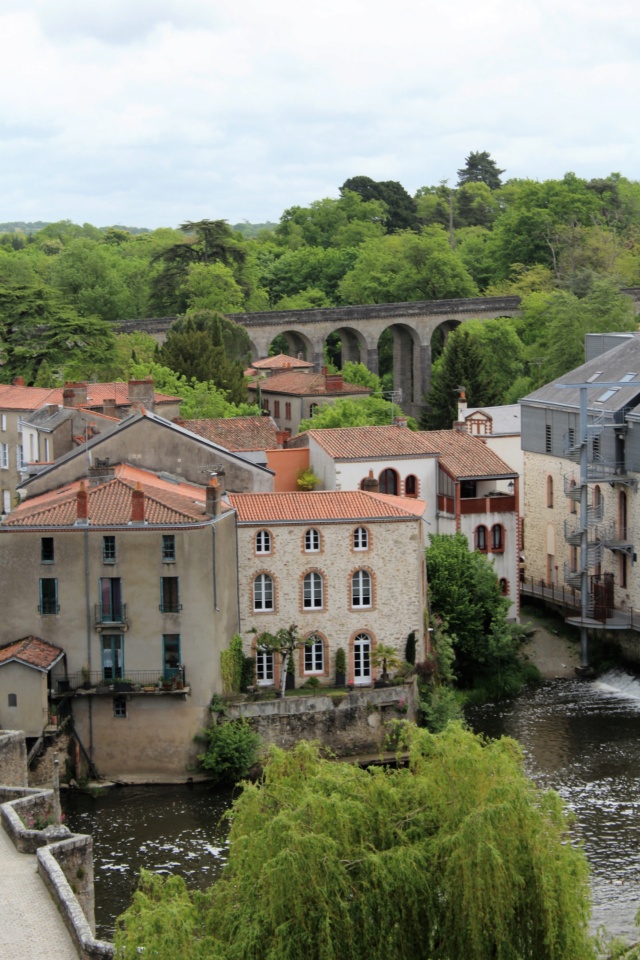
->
left=422, top=326, right=491, bottom=429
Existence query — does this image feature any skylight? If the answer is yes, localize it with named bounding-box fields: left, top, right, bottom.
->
left=587, top=372, right=603, bottom=382
left=595, top=388, right=619, bottom=403
left=621, top=373, right=637, bottom=383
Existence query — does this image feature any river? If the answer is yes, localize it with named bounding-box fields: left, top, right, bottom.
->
left=63, top=669, right=640, bottom=942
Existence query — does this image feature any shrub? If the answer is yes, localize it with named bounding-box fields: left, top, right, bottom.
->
left=220, top=634, right=244, bottom=694
left=198, top=719, right=261, bottom=783
left=335, top=647, right=346, bottom=674
left=303, top=676, right=320, bottom=689
left=241, top=654, right=255, bottom=690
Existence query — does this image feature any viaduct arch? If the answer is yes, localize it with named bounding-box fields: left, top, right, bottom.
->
left=120, top=290, right=640, bottom=419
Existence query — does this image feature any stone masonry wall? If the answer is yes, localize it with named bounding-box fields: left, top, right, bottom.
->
left=0, top=730, right=28, bottom=787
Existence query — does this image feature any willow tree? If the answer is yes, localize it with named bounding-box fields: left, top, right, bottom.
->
left=115, top=724, right=595, bottom=960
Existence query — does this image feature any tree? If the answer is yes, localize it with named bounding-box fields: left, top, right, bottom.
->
left=129, top=361, right=259, bottom=420
left=340, top=361, right=383, bottom=395
left=340, top=176, right=418, bottom=232
left=249, top=624, right=309, bottom=698
left=115, top=726, right=595, bottom=960
left=422, top=326, right=490, bottom=429
left=425, top=533, right=523, bottom=688
left=160, top=311, right=250, bottom=403
left=298, top=397, right=418, bottom=431
left=371, top=642, right=402, bottom=681
left=457, top=151, right=505, bottom=190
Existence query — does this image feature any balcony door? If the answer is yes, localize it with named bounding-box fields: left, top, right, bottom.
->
left=353, top=634, right=371, bottom=685
left=102, top=635, right=124, bottom=680
left=100, top=577, right=122, bottom=622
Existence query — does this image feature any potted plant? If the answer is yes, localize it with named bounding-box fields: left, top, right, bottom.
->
left=335, top=648, right=346, bottom=687
left=115, top=678, right=133, bottom=693
left=372, top=643, right=402, bottom=687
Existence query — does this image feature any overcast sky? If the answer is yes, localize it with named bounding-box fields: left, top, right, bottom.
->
left=1, top=0, right=639, bottom=229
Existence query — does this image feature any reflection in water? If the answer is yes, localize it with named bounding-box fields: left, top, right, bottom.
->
left=62, top=782, right=234, bottom=939
left=467, top=670, right=640, bottom=941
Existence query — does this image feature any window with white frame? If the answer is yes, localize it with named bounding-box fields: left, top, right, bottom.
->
left=304, top=528, right=320, bottom=552
left=256, top=647, right=274, bottom=684
left=0, top=444, right=8, bottom=469
left=16, top=445, right=24, bottom=470
left=2, top=491, right=10, bottom=513
left=303, top=572, right=323, bottom=608
left=0, top=415, right=6, bottom=431
left=254, top=574, right=274, bottom=611
left=351, top=570, right=371, bottom=607
left=304, top=634, right=324, bottom=674
left=353, top=527, right=368, bottom=551
left=256, top=530, right=271, bottom=554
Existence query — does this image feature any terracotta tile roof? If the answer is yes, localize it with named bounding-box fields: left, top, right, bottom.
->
left=0, top=382, right=181, bottom=411
left=248, top=371, right=370, bottom=397
left=302, top=426, right=515, bottom=479
left=250, top=353, right=315, bottom=370
left=179, top=416, right=279, bottom=451
left=228, top=490, right=424, bottom=523
left=1, top=464, right=220, bottom=527
left=0, top=636, right=64, bottom=671
left=0, top=384, right=58, bottom=411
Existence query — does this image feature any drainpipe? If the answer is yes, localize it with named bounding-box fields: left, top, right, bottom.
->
left=212, top=522, right=219, bottom=612
left=84, top=525, right=93, bottom=762
left=234, top=516, right=241, bottom=633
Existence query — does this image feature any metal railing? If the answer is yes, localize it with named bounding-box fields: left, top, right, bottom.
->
left=55, top=666, right=186, bottom=692
left=521, top=576, right=640, bottom=628
left=94, top=603, right=128, bottom=626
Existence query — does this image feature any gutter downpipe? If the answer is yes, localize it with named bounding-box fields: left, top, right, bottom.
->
left=84, top=525, right=94, bottom=762
left=579, top=386, right=589, bottom=668
left=212, top=520, right=219, bottom=613
left=234, top=514, right=241, bottom=633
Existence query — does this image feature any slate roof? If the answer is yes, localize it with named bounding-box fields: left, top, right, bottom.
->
left=250, top=353, right=314, bottom=370
left=248, top=371, right=370, bottom=397
left=179, top=416, right=279, bottom=451
left=522, top=335, right=640, bottom=413
left=0, top=636, right=64, bottom=672
left=228, top=490, right=425, bottom=523
left=21, top=406, right=120, bottom=431
left=1, top=464, right=219, bottom=527
left=0, top=382, right=181, bottom=411
left=463, top=405, right=521, bottom=435
left=300, top=426, right=515, bottom=479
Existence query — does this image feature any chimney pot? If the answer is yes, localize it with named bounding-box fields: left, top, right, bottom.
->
left=206, top=477, right=222, bottom=517
left=276, top=429, right=291, bottom=447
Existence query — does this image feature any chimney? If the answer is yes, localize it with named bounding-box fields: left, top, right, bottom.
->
left=325, top=373, right=343, bottom=392
left=457, top=388, right=468, bottom=422
left=102, top=398, right=116, bottom=418
left=128, top=379, right=155, bottom=411
left=131, top=483, right=145, bottom=523
left=76, top=482, right=88, bottom=521
left=276, top=429, right=291, bottom=447
left=63, top=382, right=88, bottom=408
left=206, top=477, right=222, bottom=517
left=361, top=469, right=379, bottom=494
left=394, top=416, right=408, bottom=429
left=12, top=376, right=25, bottom=387
left=88, top=458, right=115, bottom=486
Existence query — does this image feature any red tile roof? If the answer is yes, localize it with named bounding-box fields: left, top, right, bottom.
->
left=179, top=416, right=279, bottom=451
left=250, top=353, right=314, bottom=370
left=0, top=636, right=64, bottom=671
left=248, top=371, right=370, bottom=397
left=0, top=382, right=181, bottom=412
left=302, top=426, right=515, bottom=479
left=228, top=490, right=424, bottom=523
left=1, top=465, right=221, bottom=527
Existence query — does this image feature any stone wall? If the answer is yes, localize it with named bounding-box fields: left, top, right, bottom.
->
left=225, top=681, right=418, bottom=755
left=0, top=730, right=28, bottom=787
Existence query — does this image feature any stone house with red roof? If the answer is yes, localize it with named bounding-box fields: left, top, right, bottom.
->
left=228, top=490, right=427, bottom=688
left=0, top=637, right=65, bottom=737
left=247, top=369, right=371, bottom=436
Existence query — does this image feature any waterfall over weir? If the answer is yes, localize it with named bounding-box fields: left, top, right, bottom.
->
left=594, top=669, right=640, bottom=703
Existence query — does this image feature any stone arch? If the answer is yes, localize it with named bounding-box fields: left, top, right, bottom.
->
left=429, top=318, right=462, bottom=363
left=377, top=322, right=422, bottom=408
left=267, top=329, right=315, bottom=362
left=322, top=325, right=369, bottom=369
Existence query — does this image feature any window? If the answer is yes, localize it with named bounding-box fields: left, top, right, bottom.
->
left=351, top=570, right=372, bottom=608
left=460, top=479, right=477, bottom=498
left=16, top=445, right=24, bottom=470
left=262, top=398, right=270, bottom=412
left=99, top=578, right=123, bottom=622
left=353, top=527, right=368, bottom=551
left=303, top=572, right=323, bottom=609
left=256, top=530, right=271, bottom=554
left=545, top=424, right=552, bottom=453
left=570, top=546, right=578, bottom=573
left=547, top=476, right=554, bottom=509
left=162, top=535, right=176, bottom=562
left=353, top=634, right=371, bottom=685
left=587, top=371, right=603, bottom=383
left=405, top=475, right=418, bottom=497
left=254, top=574, right=274, bottom=611
left=103, top=535, right=116, bottom=563
left=593, top=485, right=603, bottom=510
left=620, top=491, right=628, bottom=540
left=596, top=388, right=619, bottom=403
left=621, top=372, right=637, bottom=383
left=491, top=525, right=504, bottom=551
left=379, top=468, right=398, bottom=495
left=310, top=403, right=318, bottom=417
left=304, top=528, right=320, bottom=552
left=39, top=578, right=58, bottom=615
left=8, top=693, right=17, bottom=707
left=101, top=634, right=123, bottom=680
left=0, top=415, right=5, bottom=431
left=475, top=525, right=487, bottom=551
left=568, top=428, right=575, bottom=449
left=41, top=537, right=54, bottom=564
left=2, top=491, right=9, bottom=514
left=160, top=577, right=181, bottom=613
left=593, top=436, right=601, bottom=458
left=256, top=647, right=274, bottom=685
left=163, top=634, right=181, bottom=677
left=274, top=400, right=280, bottom=418
left=569, top=480, right=577, bottom=515
left=0, top=443, right=8, bottom=469
left=285, top=402, right=292, bottom=421
left=114, top=698, right=127, bottom=718
left=499, top=578, right=509, bottom=596
left=44, top=438, right=50, bottom=462
left=621, top=554, right=628, bottom=589
left=304, top=634, right=324, bottom=674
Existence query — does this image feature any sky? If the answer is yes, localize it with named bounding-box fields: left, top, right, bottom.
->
left=1, top=0, right=639, bottom=230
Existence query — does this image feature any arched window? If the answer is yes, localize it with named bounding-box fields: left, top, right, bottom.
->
left=475, top=525, right=487, bottom=551
left=310, top=403, right=319, bottom=417
left=256, top=647, right=274, bottom=685
left=569, top=479, right=577, bottom=515
left=379, top=469, right=398, bottom=496
left=491, top=524, right=504, bottom=551
left=253, top=574, right=274, bottom=611
left=256, top=530, right=271, bottom=554
left=499, top=578, right=509, bottom=596
left=353, top=634, right=372, bottom=684
left=353, top=527, right=368, bottom=551
left=405, top=475, right=418, bottom=497
left=305, top=528, right=320, bottom=552
left=304, top=634, right=324, bottom=674
left=620, top=490, right=628, bottom=539
left=303, top=572, right=324, bottom=608
left=352, top=570, right=372, bottom=607
left=593, top=485, right=603, bottom=511
left=547, top=476, right=554, bottom=509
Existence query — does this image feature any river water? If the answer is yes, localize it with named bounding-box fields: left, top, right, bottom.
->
left=63, top=670, right=640, bottom=942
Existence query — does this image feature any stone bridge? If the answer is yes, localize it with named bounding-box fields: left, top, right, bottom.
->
left=119, top=289, right=640, bottom=419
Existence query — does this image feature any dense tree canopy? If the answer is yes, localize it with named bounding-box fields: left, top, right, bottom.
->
left=115, top=726, right=595, bottom=960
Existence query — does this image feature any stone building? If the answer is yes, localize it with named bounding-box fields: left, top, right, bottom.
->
left=247, top=369, right=371, bottom=435
left=228, top=490, right=427, bottom=688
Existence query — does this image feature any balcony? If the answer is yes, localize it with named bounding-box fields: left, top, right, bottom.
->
left=54, top=667, right=189, bottom=697
left=459, top=494, right=516, bottom=515
left=521, top=576, right=635, bottom=631
left=94, top=603, right=128, bottom=630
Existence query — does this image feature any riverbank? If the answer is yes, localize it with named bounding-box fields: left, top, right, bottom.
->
left=519, top=605, right=581, bottom=679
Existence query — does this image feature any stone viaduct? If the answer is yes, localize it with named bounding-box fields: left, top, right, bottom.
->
left=119, top=290, right=640, bottom=420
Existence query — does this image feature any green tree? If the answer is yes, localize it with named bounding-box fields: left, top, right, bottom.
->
left=299, top=396, right=417, bottom=431
left=340, top=176, right=418, bottom=232
left=250, top=624, right=308, bottom=698
left=340, top=361, right=383, bottom=395
left=129, top=360, right=259, bottom=419
left=422, top=326, right=490, bottom=429
left=160, top=311, right=250, bottom=403
left=115, top=726, right=595, bottom=960
left=261, top=246, right=357, bottom=305
left=184, top=261, right=245, bottom=313
left=457, top=151, right=505, bottom=190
